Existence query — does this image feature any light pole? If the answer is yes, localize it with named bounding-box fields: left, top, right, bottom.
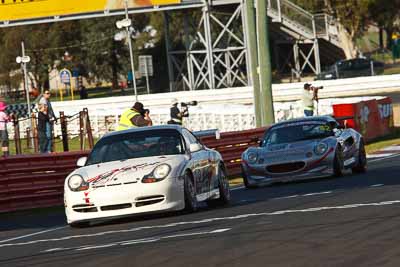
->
left=116, top=0, right=138, bottom=101
left=16, top=41, right=33, bottom=146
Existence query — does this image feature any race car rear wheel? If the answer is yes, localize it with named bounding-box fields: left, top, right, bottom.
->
left=184, top=172, right=198, bottom=212
left=352, top=140, right=367, bottom=174
left=207, top=165, right=230, bottom=207
left=333, top=148, right=344, bottom=177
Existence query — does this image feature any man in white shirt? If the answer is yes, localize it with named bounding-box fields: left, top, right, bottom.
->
left=302, top=83, right=319, bottom=116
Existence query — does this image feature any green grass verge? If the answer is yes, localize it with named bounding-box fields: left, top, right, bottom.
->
left=365, top=129, right=400, bottom=154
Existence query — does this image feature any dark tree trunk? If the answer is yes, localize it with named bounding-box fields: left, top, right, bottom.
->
left=386, top=27, right=394, bottom=49
left=379, top=27, right=384, bottom=49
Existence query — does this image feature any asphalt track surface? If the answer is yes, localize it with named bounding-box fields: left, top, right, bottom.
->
left=1, top=154, right=400, bottom=267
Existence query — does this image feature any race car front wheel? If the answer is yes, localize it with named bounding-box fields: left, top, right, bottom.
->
left=352, top=141, right=367, bottom=174
left=207, top=165, right=230, bottom=207
left=333, top=148, right=344, bottom=177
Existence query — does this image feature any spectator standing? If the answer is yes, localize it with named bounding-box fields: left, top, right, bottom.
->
left=39, top=90, right=56, bottom=152
left=117, top=102, right=152, bottom=131
left=37, top=104, right=50, bottom=153
left=168, top=98, right=188, bottom=125
left=301, top=83, right=318, bottom=116
left=0, top=101, right=10, bottom=157
left=79, top=85, right=88, bottom=100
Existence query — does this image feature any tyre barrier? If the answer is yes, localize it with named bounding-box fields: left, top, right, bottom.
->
left=0, top=128, right=266, bottom=214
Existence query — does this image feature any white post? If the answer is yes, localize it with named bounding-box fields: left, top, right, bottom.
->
left=124, top=0, right=138, bottom=101
left=21, top=41, right=33, bottom=147
left=144, top=57, right=150, bottom=94
left=370, top=60, right=375, bottom=76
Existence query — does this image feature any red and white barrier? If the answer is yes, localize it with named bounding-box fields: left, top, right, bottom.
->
left=333, top=97, right=394, bottom=142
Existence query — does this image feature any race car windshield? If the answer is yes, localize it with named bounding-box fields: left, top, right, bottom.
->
left=86, top=129, right=185, bottom=165
left=262, top=123, right=333, bottom=146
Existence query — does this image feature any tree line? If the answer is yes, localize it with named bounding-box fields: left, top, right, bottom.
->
left=293, top=0, right=400, bottom=50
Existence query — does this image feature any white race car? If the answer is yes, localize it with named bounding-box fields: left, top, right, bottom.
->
left=64, top=125, right=230, bottom=227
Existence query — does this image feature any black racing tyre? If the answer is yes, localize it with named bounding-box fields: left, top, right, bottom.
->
left=242, top=167, right=256, bottom=189
left=184, top=172, right=198, bottom=212
left=69, top=221, right=90, bottom=228
left=352, top=140, right=367, bottom=174
left=333, top=147, right=344, bottom=177
left=207, top=165, right=231, bottom=207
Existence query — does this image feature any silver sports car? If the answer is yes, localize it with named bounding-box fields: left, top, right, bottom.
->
left=241, top=116, right=367, bottom=188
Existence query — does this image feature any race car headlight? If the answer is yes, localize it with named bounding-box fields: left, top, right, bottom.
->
left=247, top=152, right=258, bottom=164
left=314, top=142, right=328, bottom=155
left=154, top=164, right=171, bottom=179
left=142, top=164, right=171, bottom=183
left=68, top=175, right=88, bottom=191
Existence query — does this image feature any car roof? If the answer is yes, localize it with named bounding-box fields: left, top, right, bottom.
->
left=270, top=116, right=336, bottom=129
left=102, top=125, right=183, bottom=138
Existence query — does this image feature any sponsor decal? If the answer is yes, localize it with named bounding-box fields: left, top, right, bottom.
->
left=359, top=105, right=370, bottom=135
left=87, top=161, right=163, bottom=186
left=378, top=103, right=393, bottom=119
left=272, top=121, right=325, bottom=130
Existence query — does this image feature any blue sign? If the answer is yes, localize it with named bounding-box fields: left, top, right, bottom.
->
left=72, top=68, right=80, bottom=77
left=127, top=71, right=134, bottom=81
left=60, top=69, right=71, bottom=84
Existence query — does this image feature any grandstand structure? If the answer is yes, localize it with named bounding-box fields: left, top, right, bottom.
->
left=0, top=0, right=346, bottom=91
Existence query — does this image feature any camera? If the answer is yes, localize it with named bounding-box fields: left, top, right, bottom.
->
left=180, top=101, right=198, bottom=107
left=141, top=108, right=150, bottom=116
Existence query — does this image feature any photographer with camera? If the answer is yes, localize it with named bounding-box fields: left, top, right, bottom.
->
left=117, top=102, right=152, bottom=131
left=302, top=83, right=323, bottom=116
left=168, top=99, right=197, bottom=126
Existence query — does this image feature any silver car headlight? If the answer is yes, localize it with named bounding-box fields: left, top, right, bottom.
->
left=142, top=164, right=171, bottom=183
left=247, top=152, right=258, bottom=164
left=314, top=142, right=328, bottom=155
left=68, top=175, right=88, bottom=191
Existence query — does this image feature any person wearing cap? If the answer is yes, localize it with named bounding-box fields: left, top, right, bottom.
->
left=168, top=98, right=188, bottom=125
left=0, top=101, right=10, bottom=157
left=117, top=102, right=152, bottom=131
left=39, top=90, right=56, bottom=152
left=302, top=83, right=318, bottom=116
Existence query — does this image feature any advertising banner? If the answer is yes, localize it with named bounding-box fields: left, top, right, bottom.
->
left=0, top=0, right=180, bottom=22
left=333, top=97, right=394, bottom=142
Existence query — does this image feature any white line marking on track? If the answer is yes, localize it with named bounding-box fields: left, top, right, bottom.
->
left=4, top=199, right=400, bottom=249
left=303, top=191, right=332, bottom=197
left=370, top=184, right=384, bottom=187
left=42, top=228, right=232, bottom=253
left=274, top=195, right=299, bottom=200
left=367, top=153, right=395, bottom=158
left=369, top=153, right=400, bottom=163
left=0, top=226, right=67, bottom=244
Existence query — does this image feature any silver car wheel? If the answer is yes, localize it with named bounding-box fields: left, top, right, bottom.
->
left=184, top=173, right=197, bottom=212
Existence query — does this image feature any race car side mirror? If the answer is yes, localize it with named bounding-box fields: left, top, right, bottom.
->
left=77, top=157, right=87, bottom=167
